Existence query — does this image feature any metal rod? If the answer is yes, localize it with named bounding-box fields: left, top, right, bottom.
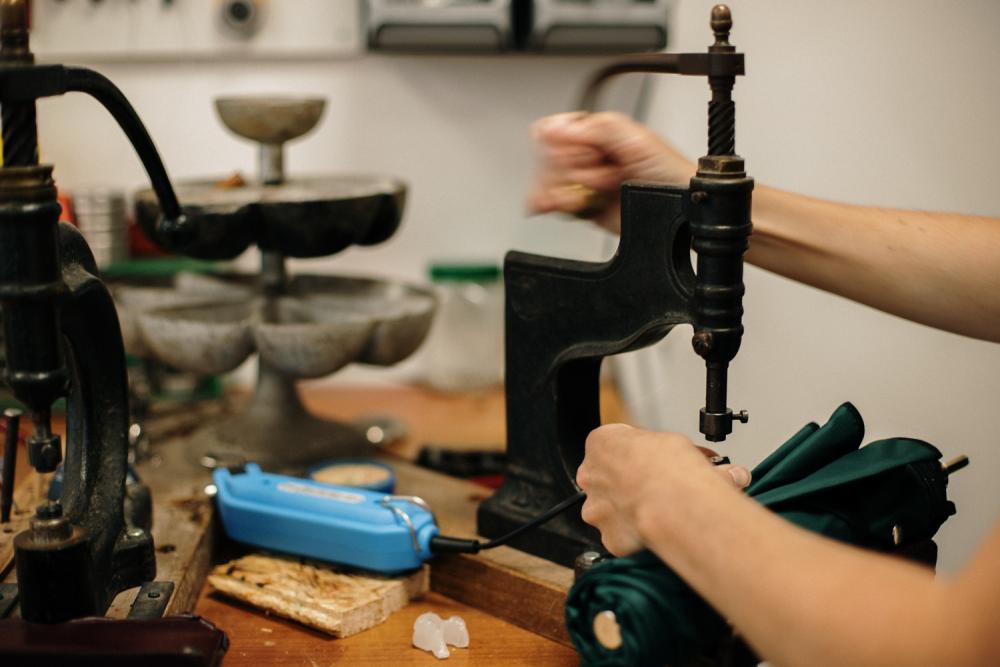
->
left=259, top=143, right=284, bottom=186
left=943, top=455, right=970, bottom=476
left=577, top=54, right=681, bottom=112
left=260, top=250, right=287, bottom=295
left=1, top=408, right=21, bottom=523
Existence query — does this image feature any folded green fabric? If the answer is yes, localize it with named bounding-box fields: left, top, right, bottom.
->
left=566, top=403, right=957, bottom=667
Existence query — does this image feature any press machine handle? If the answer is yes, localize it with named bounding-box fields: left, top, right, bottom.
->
left=574, top=5, right=753, bottom=442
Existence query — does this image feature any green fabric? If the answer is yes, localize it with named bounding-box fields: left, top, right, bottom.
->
left=565, top=551, right=728, bottom=667
left=566, top=402, right=957, bottom=666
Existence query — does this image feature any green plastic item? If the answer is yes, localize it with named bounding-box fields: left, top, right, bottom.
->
left=428, top=262, right=501, bottom=283
left=565, top=403, right=958, bottom=667
left=101, top=257, right=218, bottom=280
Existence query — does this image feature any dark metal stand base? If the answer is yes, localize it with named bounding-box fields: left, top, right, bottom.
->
left=186, top=408, right=370, bottom=472
left=186, top=361, right=370, bottom=471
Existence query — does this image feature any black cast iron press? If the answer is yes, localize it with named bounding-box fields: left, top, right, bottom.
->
left=0, top=0, right=193, bottom=622
left=478, top=5, right=753, bottom=566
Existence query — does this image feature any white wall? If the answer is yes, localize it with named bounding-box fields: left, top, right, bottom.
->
left=37, top=55, right=632, bottom=276
left=35, top=0, right=1000, bottom=574
left=622, top=0, right=1000, bottom=574
left=37, top=50, right=643, bottom=380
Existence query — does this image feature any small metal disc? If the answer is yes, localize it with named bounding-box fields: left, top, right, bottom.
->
left=593, top=610, right=623, bottom=650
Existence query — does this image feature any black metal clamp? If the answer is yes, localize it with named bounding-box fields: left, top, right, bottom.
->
left=478, top=5, right=753, bottom=565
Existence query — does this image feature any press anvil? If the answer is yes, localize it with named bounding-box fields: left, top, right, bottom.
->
left=478, top=5, right=753, bottom=566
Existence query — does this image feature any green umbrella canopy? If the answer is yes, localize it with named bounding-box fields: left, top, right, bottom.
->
left=566, top=403, right=958, bottom=667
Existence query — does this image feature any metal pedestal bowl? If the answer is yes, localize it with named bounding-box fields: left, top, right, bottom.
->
left=114, top=273, right=435, bottom=470
left=123, top=95, right=432, bottom=470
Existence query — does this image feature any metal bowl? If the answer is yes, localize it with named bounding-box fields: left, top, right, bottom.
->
left=128, top=273, right=436, bottom=378
left=134, top=175, right=406, bottom=259
left=215, top=96, right=325, bottom=146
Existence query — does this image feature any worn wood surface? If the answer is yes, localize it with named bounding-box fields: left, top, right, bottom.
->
left=0, top=451, right=45, bottom=581
left=301, top=382, right=630, bottom=459
left=195, top=383, right=630, bottom=664
left=208, top=554, right=429, bottom=638
left=106, top=440, right=218, bottom=617
left=390, top=458, right=575, bottom=645
left=3, top=384, right=629, bottom=663
left=107, top=401, right=232, bottom=617
left=197, top=589, right=579, bottom=666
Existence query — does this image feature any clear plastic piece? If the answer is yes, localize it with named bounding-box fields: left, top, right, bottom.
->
left=412, top=612, right=470, bottom=659
left=442, top=616, right=469, bottom=648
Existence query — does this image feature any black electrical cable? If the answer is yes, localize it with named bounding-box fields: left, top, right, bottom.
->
left=429, top=456, right=734, bottom=554
left=429, top=491, right=586, bottom=554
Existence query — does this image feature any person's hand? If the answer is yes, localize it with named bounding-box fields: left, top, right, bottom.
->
left=528, top=112, right=696, bottom=233
left=576, top=423, right=751, bottom=556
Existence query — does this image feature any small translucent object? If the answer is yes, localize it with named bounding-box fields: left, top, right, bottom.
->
left=413, top=612, right=449, bottom=659
left=413, top=612, right=470, bottom=659
left=442, top=616, right=469, bottom=648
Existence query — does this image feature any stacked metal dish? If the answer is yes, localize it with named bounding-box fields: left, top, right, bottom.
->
left=72, top=188, right=129, bottom=268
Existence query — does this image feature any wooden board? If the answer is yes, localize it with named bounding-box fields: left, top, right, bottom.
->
left=197, top=589, right=578, bottom=666
left=207, top=554, right=429, bottom=637
left=389, top=457, right=576, bottom=646
left=106, top=442, right=218, bottom=617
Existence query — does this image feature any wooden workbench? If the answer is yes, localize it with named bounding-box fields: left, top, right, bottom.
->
left=193, top=383, right=630, bottom=665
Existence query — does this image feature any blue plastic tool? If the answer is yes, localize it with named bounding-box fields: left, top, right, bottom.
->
left=213, top=464, right=438, bottom=573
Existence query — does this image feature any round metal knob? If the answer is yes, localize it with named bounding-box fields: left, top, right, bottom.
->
left=711, top=5, right=732, bottom=35
left=574, top=550, right=608, bottom=580
left=710, top=5, right=733, bottom=51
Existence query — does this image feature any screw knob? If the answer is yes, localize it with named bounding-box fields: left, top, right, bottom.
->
left=710, top=5, right=733, bottom=51
left=691, top=331, right=714, bottom=356
left=574, top=550, right=608, bottom=580
left=735, top=410, right=749, bottom=424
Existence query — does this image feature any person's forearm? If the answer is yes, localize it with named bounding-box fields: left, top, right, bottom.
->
left=634, top=467, right=987, bottom=667
left=748, top=186, right=1000, bottom=342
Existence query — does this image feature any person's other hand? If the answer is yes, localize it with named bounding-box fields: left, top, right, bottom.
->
left=528, top=112, right=696, bottom=233
left=576, top=423, right=751, bottom=556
